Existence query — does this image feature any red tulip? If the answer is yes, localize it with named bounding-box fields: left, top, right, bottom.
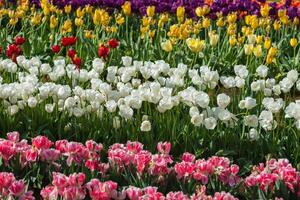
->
left=51, top=45, right=61, bottom=53
left=98, top=45, right=110, bottom=60
left=6, top=44, right=22, bottom=62
left=14, top=36, right=26, bottom=45
left=0, top=46, right=2, bottom=54
left=61, top=36, right=77, bottom=47
left=67, top=48, right=76, bottom=58
left=72, top=56, right=81, bottom=70
left=108, top=39, right=119, bottom=49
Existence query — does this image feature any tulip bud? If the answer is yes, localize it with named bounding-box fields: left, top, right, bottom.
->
left=290, top=38, right=298, bottom=48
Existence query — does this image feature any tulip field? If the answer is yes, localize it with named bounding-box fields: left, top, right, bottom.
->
left=1, top=0, right=300, bottom=199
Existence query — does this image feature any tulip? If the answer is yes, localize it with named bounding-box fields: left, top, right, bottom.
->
left=67, top=48, right=76, bottom=58
left=290, top=38, right=298, bottom=48
left=147, top=6, right=155, bottom=17
left=122, top=1, right=131, bottom=16
left=51, top=45, right=61, bottom=53
left=72, top=56, right=81, bottom=69
left=64, top=5, right=72, bottom=14
left=50, top=15, right=58, bottom=29
left=253, top=45, right=263, bottom=58
left=161, top=40, right=173, bottom=52
left=75, top=17, right=84, bottom=27
left=108, top=39, right=119, bottom=49
left=9, top=180, right=26, bottom=197
left=244, top=44, right=253, bottom=56
left=14, top=36, right=25, bottom=45
left=186, top=38, right=205, bottom=53
left=61, top=36, right=77, bottom=47
left=209, top=32, right=219, bottom=47
left=98, top=45, right=110, bottom=60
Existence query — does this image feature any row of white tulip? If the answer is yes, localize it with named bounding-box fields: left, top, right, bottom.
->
left=0, top=55, right=300, bottom=139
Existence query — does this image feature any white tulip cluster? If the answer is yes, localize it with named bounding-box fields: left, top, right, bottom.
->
left=1, top=55, right=300, bottom=135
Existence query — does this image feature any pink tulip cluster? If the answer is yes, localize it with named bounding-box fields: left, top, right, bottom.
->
left=40, top=171, right=237, bottom=200
left=41, top=172, right=86, bottom=200
left=108, top=141, right=173, bottom=176
left=0, top=131, right=109, bottom=174
left=174, top=153, right=240, bottom=187
left=1, top=131, right=300, bottom=198
left=0, top=172, right=35, bottom=200
left=245, top=159, right=300, bottom=196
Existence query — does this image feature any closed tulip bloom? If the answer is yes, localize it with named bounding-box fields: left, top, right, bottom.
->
left=290, top=38, right=298, bottom=48
left=122, top=1, right=131, bottom=16
left=147, top=6, right=155, bottom=17
left=50, top=15, right=58, bottom=29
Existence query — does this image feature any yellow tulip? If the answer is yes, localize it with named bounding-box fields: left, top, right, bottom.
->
left=9, top=17, right=18, bottom=25
left=84, top=5, right=93, bottom=14
left=176, top=6, right=185, bottom=18
left=110, top=26, right=117, bottom=33
left=75, top=17, right=84, bottom=27
left=50, top=15, right=58, bottom=29
left=186, top=38, right=205, bottom=53
left=266, top=54, right=273, bottom=64
left=84, top=30, right=95, bottom=39
left=195, top=5, right=210, bottom=17
left=122, top=1, right=131, bottom=16
left=253, top=45, right=262, bottom=58
left=238, top=35, right=245, bottom=44
left=216, top=17, right=225, bottom=27
left=290, top=38, right=298, bottom=48
left=93, top=9, right=101, bottom=25
left=247, top=34, right=256, bottom=44
left=256, top=35, right=263, bottom=44
left=293, top=18, right=299, bottom=26
left=161, top=40, right=173, bottom=52
left=147, top=6, right=155, bottom=17
left=149, top=30, right=156, bottom=39
left=280, top=15, right=290, bottom=25
left=229, top=36, right=237, bottom=46
left=62, top=19, right=72, bottom=33
left=278, top=9, right=286, bottom=18
left=31, top=13, right=42, bottom=25
left=209, top=31, right=219, bottom=47
left=64, top=5, right=72, bottom=14
left=260, top=4, right=270, bottom=17
left=273, top=20, right=280, bottom=31
left=227, top=12, right=237, bottom=23
left=76, top=8, right=85, bottom=18
left=116, top=14, right=125, bottom=25
left=264, top=37, right=271, bottom=49
left=244, top=44, right=253, bottom=55
left=268, top=47, right=277, bottom=57
left=202, top=17, right=211, bottom=29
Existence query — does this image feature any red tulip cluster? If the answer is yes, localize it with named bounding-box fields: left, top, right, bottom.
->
left=51, top=36, right=82, bottom=69
left=5, top=36, right=25, bottom=62
left=98, top=38, right=119, bottom=61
